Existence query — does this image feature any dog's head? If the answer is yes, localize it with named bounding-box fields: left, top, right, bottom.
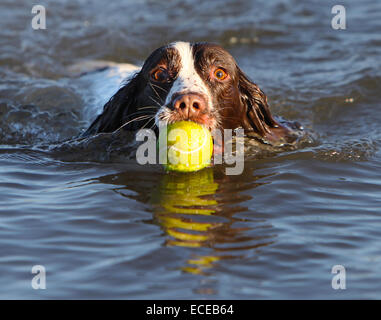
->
left=85, top=41, right=293, bottom=143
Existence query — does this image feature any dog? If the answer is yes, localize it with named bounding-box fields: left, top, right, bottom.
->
left=82, top=41, right=301, bottom=148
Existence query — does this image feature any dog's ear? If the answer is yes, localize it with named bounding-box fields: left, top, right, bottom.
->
left=82, top=72, right=141, bottom=136
left=237, top=68, right=293, bottom=143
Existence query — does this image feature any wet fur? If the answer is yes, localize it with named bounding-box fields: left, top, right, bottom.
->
left=83, top=42, right=300, bottom=145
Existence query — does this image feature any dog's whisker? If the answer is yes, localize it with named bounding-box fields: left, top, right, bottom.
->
left=126, top=109, right=156, bottom=119
left=150, top=82, right=168, bottom=94
left=141, top=116, right=155, bottom=129
left=115, top=115, right=154, bottom=131
left=149, top=122, right=157, bottom=130
left=148, top=95, right=162, bottom=107
left=216, top=106, right=235, bottom=112
left=137, top=106, right=159, bottom=110
left=149, top=82, right=161, bottom=100
left=148, top=83, right=166, bottom=104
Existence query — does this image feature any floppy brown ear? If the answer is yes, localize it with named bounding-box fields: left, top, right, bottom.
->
left=238, top=68, right=295, bottom=144
left=82, top=73, right=141, bottom=137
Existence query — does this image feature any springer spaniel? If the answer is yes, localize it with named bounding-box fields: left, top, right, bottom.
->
left=82, top=41, right=301, bottom=148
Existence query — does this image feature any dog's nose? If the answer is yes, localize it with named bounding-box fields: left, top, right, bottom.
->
left=172, top=93, right=207, bottom=117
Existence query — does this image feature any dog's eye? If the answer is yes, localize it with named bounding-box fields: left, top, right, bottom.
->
left=152, top=68, right=169, bottom=82
left=214, top=68, right=228, bottom=80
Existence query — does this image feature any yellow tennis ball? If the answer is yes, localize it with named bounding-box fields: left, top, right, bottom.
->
left=158, top=121, right=213, bottom=172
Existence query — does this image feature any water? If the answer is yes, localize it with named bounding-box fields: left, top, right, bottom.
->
left=0, top=0, right=381, bottom=299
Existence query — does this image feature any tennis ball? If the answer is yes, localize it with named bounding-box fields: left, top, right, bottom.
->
left=158, top=121, right=213, bottom=172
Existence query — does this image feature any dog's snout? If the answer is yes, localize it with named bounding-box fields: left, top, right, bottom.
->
left=172, top=93, right=207, bottom=117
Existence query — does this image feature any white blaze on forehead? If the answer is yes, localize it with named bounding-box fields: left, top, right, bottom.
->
left=164, top=41, right=212, bottom=108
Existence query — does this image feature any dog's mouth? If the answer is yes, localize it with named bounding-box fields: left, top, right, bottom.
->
left=155, top=107, right=218, bottom=132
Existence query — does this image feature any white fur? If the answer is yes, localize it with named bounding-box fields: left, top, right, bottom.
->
left=76, top=62, right=140, bottom=123
left=156, top=41, right=213, bottom=127
left=165, top=41, right=212, bottom=106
